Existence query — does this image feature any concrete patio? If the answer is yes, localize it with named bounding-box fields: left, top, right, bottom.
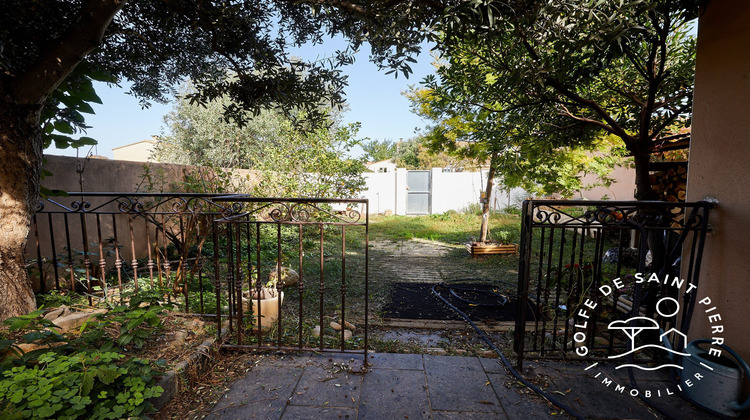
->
left=207, top=352, right=716, bottom=419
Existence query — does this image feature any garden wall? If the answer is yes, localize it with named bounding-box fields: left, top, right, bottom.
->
left=362, top=168, right=527, bottom=215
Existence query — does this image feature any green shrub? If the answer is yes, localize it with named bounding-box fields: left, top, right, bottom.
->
left=0, top=350, right=162, bottom=419
left=0, top=290, right=169, bottom=419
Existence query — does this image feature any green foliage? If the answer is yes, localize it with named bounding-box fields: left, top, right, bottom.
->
left=0, top=290, right=168, bottom=418
left=407, top=78, right=624, bottom=197
left=361, top=139, right=398, bottom=162
left=369, top=212, right=520, bottom=245
left=0, top=351, right=162, bottom=419
left=425, top=0, right=698, bottom=198
left=153, top=86, right=367, bottom=199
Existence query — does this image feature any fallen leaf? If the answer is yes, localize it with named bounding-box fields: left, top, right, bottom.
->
left=478, top=400, right=494, bottom=405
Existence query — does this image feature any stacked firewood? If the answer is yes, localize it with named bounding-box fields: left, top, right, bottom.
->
left=649, top=163, right=688, bottom=202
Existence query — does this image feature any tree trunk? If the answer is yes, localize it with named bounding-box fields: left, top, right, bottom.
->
left=479, top=152, right=498, bottom=243
left=0, top=100, right=43, bottom=321
left=632, top=148, right=657, bottom=201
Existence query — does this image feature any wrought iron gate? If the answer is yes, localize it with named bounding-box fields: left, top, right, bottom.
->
left=28, top=193, right=369, bottom=363
left=514, top=200, right=712, bottom=370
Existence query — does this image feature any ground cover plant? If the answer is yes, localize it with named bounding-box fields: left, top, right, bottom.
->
left=0, top=289, right=210, bottom=419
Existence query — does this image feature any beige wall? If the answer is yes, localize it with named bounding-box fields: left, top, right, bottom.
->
left=112, top=140, right=157, bottom=162
left=686, top=1, right=750, bottom=361
left=31, top=155, right=259, bottom=292
left=43, top=154, right=193, bottom=192
left=578, top=162, right=636, bottom=201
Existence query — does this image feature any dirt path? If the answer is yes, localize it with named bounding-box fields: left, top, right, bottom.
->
left=369, top=238, right=516, bottom=285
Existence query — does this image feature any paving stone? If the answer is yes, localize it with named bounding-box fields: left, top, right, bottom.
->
left=306, top=353, right=367, bottom=372
left=423, top=355, right=502, bottom=413
left=359, top=368, right=430, bottom=419
left=432, top=411, right=509, bottom=419
left=367, top=353, right=424, bottom=370
left=209, top=364, right=302, bottom=420
left=290, top=365, right=362, bottom=408
left=479, top=357, right=505, bottom=374
left=485, top=373, right=558, bottom=419
left=281, top=405, right=357, bottom=420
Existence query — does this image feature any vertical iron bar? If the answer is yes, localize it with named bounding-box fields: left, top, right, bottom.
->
left=180, top=214, right=188, bottom=312
left=63, top=214, right=75, bottom=293
left=277, top=223, right=283, bottom=347
left=33, top=214, right=45, bottom=294
left=128, top=215, right=139, bottom=292
left=550, top=228, right=566, bottom=355
left=112, top=215, right=123, bottom=304
left=514, top=200, right=533, bottom=370
left=540, top=228, right=555, bottom=353
left=561, top=227, right=578, bottom=353
left=212, top=222, right=221, bottom=339
left=145, top=218, right=154, bottom=288
left=95, top=214, right=107, bottom=300
left=340, top=225, right=347, bottom=351
left=533, top=227, right=546, bottom=352
left=235, top=221, right=243, bottom=345
left=319, top=224, right=325, bottom=351
left=80, top=213, right=92, bottom=305
left=226, top=223, right=234, bottom=334
left=256, top=223, right=262, bottom=346
left=364, top=206, right=369, bottom=368
left=298, top=223, right=304, bottom=349
left=161, top=214, right=169, bottom=289
left=47, top=213, right=60, bottom=290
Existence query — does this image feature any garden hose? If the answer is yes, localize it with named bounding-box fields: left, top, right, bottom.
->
left=442, top=283, right=509, bottom=307
left=431, top=282, right=586, bottom=420
left=432, top=279, right=698, bottom=420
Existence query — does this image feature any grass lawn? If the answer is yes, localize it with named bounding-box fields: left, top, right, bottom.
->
left=368, top=210, right=522, bottom=245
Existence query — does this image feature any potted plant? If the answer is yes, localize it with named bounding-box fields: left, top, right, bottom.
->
left=243, top=270, right=284, bottom=330
left=467, top=228, right=518, bottom=256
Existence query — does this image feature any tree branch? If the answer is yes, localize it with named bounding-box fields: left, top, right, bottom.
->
left=11, top=0, right=127, bottom=104
left=557, top=103, right=619, bottom=136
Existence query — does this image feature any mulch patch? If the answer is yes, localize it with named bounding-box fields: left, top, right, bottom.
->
left=382, top=282, right=538, bottom=322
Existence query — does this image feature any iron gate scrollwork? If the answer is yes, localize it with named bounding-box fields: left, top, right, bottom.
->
left=514, top=200, right=712, bottom=370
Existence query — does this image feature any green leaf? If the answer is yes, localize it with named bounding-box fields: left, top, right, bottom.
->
left=53, top=121, right=75, bottom=134
left=81, top=372, right=95, bottom=396
left=94, top=366, right=120, bottom=385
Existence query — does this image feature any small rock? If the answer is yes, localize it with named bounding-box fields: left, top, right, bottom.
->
left=312, top=326, right=321, bottom=337
left=330, top=321, right=342, bottom=331
left=50, top=309, right=108, bottom=333
left=44, top=305, right=70, bottom=321
left=344, top=321, right=356, bottom=331
left=185, top=319, right=205, bottom=331
left=344, top=330, right=352, bottom=340
left=268, top=266, right=299, bottom=287
left=170, top=331, right=187, bottom=348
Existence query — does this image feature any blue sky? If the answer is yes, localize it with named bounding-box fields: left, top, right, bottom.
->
left=46, top=40, right=437, bottom=159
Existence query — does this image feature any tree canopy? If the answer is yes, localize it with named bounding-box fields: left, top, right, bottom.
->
left=0, top=0, right=445, bottom=320
left=425, top=0, right=699, bottom=199
left=154, top=86, right=366, bottom=199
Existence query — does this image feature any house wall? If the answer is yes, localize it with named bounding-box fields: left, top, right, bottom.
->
left=112, top=140, right=157, bottom=162
left=577, top=163, right=636, bottom=201
left=686, top=0, right=750, bottom=361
